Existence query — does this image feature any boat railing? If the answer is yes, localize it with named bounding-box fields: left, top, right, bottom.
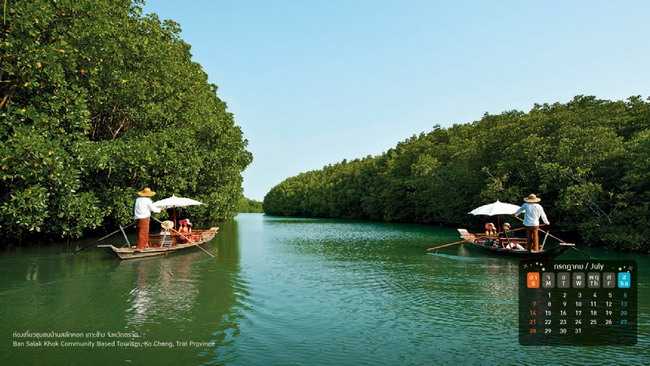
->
left=147, top=227, right=219, bottom=248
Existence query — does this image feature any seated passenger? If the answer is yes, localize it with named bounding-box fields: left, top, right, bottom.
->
left=158, top=220, right=174, bottom=246
left=159, top=220, right=174, bottom=235
left=483, top=222, right=497, bottom=245
left=500, top=222, right=512, bottom=242
left=179, top=219, right=192, bottom=233
left=485, top=222, right=497, bottom=236
left=178, top=219, right=193, bottom=243
left=497, top=222, right=513, bottom=248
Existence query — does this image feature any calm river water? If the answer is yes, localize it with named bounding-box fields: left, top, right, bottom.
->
left=1, top=213, right=648, bottom=365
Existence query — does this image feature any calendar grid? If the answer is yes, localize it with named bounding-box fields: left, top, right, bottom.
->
left=519, top=260, right=637, bottom=346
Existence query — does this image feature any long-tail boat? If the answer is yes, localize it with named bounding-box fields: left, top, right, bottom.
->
left=456, top=228, right=574, bottom=260
left=98, top=227, right=218, bottom=260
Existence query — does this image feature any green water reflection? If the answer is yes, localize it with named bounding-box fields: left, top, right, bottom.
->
left=1, top=219, right=246, bottom=365
left=1, top=214, right=649, bottom=365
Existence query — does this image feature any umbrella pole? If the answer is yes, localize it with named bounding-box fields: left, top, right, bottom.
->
left=174, top=207, right=177, bottom=229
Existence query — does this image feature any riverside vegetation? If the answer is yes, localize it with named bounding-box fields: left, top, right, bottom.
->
left=265, top=96, right=650, bottom=252
left=238, top=197, right=264, bottom=213
left=1, top=0, right=252, bottom=243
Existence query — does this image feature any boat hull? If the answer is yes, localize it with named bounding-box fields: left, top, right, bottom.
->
left=464, top=241, right=573, bottom=260
left=98, top=228, right=218, bottom=260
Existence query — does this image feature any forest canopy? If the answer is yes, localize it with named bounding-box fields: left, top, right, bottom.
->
left=264, top=96, right=650, bottom=252
left=1, top=0, right=252, bottom=241
left=237, top=197, right=263, bottom=213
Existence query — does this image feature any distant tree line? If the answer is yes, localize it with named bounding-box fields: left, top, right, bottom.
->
left=238, top=197, right=263, bottom=213
left=1, top=0, right=252, bottom=242
left=264, top=96, right=650, bottom=251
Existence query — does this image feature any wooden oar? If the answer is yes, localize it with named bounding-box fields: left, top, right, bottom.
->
left=74, top=222, right=135, bottom=254
left=152, top=217, right=215, bottom=258
left=503, top=226, right=527, bottom=233
left=426, top=239, right=469, bottom=251
left=539, top=228, right=565, bottom=243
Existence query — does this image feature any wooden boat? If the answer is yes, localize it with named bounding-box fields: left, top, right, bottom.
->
left=457, top=228, right=574, bottom=260
left=98, top=227, right=219, bottom=260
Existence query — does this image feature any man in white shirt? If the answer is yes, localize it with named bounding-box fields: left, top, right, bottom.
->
left=513, top=194, right=550, bottom=252
left=134, top=188, right=162, bottom=250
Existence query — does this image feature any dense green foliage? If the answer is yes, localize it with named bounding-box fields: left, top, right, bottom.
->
left=265, top=96, right=650, bottom=251
left=237, top=197, right=263, bottom=213
left=1, top=0, right=252, bottom=241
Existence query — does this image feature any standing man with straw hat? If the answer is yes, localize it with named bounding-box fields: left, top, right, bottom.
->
left=134, top=188, right=162, bottom=250
left=513, top=194, right=550, bottom=252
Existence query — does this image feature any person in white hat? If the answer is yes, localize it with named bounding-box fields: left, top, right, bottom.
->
left=134, top=188, right=162, bottom=250
left=513, top=194, right=550, bottom=252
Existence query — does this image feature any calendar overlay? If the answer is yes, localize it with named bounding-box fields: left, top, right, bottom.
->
left=519, top=260, right=637, bottom=346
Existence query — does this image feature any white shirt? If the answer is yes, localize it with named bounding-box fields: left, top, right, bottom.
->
left=514, top=202, right=549, bottom=227
left=134, top=197, right=161, bottom=219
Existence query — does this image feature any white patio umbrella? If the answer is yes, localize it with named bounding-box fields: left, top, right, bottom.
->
left=153, top=195, right=203, bottom=209
left=469, top=200, right=520, bottom=216
left=153, top=195, right=204, bottom=228
left=469, top=200, right=520, bottom=232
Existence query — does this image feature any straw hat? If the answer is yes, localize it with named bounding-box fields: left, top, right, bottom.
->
left=137, top=187, right=156, bottom=197
left=161, top=220, right=174, bottom=230
left=523, top=193, right=541, bottom=203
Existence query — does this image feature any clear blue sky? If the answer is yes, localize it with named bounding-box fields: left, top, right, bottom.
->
left=143, top=0, right=650, bottom=201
